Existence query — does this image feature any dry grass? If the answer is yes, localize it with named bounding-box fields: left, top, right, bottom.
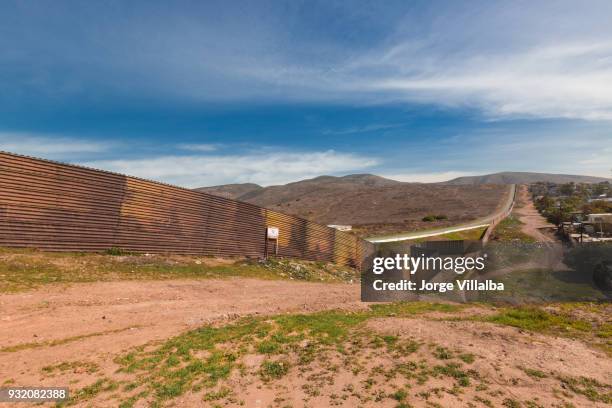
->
left=0, top=247, right=358, bottom=293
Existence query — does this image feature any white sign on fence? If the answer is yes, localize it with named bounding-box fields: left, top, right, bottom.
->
left=267, top=227, right=279, bottom=239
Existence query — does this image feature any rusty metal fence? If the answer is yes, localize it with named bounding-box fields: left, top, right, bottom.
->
left=0, top=152, right=373, bottom=267
left=481, top=184, right=517, bottom=244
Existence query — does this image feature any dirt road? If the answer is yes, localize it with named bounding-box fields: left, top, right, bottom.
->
left=513, top=185, right=557, bottom=242
left=0, top=279, right=361, bottom=388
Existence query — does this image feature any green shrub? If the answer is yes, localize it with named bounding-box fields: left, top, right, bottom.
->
left=260, top=360, right=289, bottom=380
left=105, top=247, right=130, bottom=256
left=422, top=214, right=447, bottom=222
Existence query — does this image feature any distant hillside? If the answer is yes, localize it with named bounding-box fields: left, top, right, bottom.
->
left=196, top=174, right=509, bottom=237
left=445, top=172, right=611, bottom=185
left=195, top=183, right=263, bottom=200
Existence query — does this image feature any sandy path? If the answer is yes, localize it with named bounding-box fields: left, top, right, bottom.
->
left=0, top=279, right=362, bottom=386
left=513, top=185, right=557, bottom=243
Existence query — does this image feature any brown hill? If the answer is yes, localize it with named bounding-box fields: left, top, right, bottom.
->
left=196, top=174, right=509, bottom=237
left=194, top=183, right=263, bottom=200
left=445, top=171, right=611, bottom=185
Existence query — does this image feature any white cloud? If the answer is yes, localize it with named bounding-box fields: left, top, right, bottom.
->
left=366, top=42, right=612, bottom=120
left=80, top=150, right=379, bottom=187
left=0, top=132, right=113, bottom=158
left=226, top=4, right=612, bottom=122
left=243, top=40, right=612, bottom=121
left=381, top=171, right=478, bottom=183
left=176, top=143, right=219, bottom=152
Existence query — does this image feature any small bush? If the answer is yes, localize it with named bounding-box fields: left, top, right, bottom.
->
left=260, top=360, right=289, bottom=380
left=256, top=340, right=280, bottom=354
left=458, top=353, right=475, bottom=364
left=433, top=346, right=453, bottom=360
left=392, top=389, right=408, bottom=401
left=422, top=214, right=447, bottom=222
left=105, top=247, right=130, bottom=256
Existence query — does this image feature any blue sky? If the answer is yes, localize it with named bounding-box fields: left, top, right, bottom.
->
left=0, top=0, right=611, bottom=186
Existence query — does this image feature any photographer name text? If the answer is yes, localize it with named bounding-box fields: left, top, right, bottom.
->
left=372, top=279, right=503, bottom=292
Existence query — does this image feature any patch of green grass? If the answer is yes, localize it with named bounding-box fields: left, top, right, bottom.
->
left=432, top=363, right=471, bottom=387
left=105, top=247, right=133, bottom=256
left=524, top=400, right=544, bottom=408
left=556, top=375, right=612, bottom=403
left=437, top=227, right=487, bottom=241
left=203, top=387, right=231, bottom=401
left=274, top=311, right=368, bottom=344
left=256, top=340, right=281, bottom=354
left=383, top=226, right=488, bottom=244
left=433, top=346, right=453, bottom=360
left=484, top=306, right=591, bottom=334
left=260, top=360, right=289, bottom=380
left=0, top=249, right=359, bottom=293
left=118, top=391, right=148, bottom=408
left=41, top=360, right=99, bottom=375
left=458, top=353, right=475, bottom=364
left=391, top=388, right=408, bottom=401
left=474, top=395, right=494, bottom=407
left=491, top=215, right=536, bottom=243
left=502, top=398, right=521, bottom=408
left=519, top=366, right=547, bottom=379
left=58, top=378, right=119, bottom=407
left=98, top=302, right=465, bottom=406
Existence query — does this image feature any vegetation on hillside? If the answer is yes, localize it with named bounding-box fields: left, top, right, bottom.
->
left=422, top=214, right=448, bottom=222
left=200, top=174, right=509, bottom=237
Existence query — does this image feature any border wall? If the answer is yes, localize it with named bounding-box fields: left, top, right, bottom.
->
left=0, top=152, right=373, bottom=268
left=481, top=184, right=518, bottom=244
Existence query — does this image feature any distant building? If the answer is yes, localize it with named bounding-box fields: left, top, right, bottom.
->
left=586, top=213, right=612, bottom=223
left=584, top=213, right=612, bottom=235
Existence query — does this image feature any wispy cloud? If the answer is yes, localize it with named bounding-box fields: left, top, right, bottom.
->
left=322, top=123, right=402, bottom=135
left=176, top=143, right=219, bottom=152
left=0, top=132, right=113, bottom=159
left=366, top=42, right=612, bottom=120
left=80, top=150, right=379, bottom=187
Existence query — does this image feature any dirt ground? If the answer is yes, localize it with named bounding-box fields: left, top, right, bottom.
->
left=1, top=278, right=610, bottom=407
left=362, top=317, right=611, bottom=407
left=513, top=185, right=557, bottom=243
left=184, top=310, right=610, bottom=408
left=0, top=279, right=362, bottom=393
